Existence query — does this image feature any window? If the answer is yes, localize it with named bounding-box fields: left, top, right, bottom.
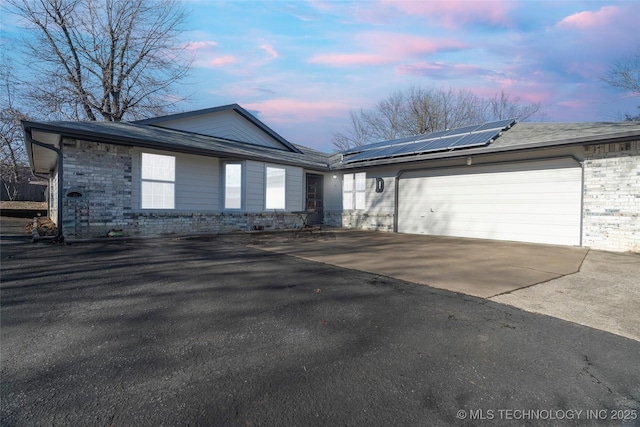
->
left=343, top=172, right=366, bottom=210
left=141, top=153, right=175, bottom=209
left=225, top=163, right=242, bottom=209
left=265, top=167, right=286, bottom=210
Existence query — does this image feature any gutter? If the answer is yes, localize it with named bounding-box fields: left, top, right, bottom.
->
left=335, top=130, right=640, bottom=170
left=23, top=129, right=64, bottom=243
left=21, top=121, right=327, bottom=171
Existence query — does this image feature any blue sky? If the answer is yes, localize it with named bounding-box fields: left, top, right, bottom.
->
left=3, top=1, right=640, bottom=152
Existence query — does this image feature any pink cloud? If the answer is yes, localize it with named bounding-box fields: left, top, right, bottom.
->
left=260, top=44, right=279, bottom=61
left=395, top=61, right=488, bottom=79
left=309, top=33, right=465, bottom=67
left=209, top=56, right=236, bottom=67
left=556, top=6, right=620, bottom=30
left=309, top=53, right=390, bottom=66
left=557, top=100, right=584, bottom=109
left=244, top=99, right=348, bottom=124
left=184, top=41, right=219, bottom=51
left=184, top=40, right=237, bottom=68
left=381, top=0, right=515, bottom=29
left=360, top=32, right=465, bottom=57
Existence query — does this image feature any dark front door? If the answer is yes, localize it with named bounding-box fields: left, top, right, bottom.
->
left=305, top=174, right=324, bottom=225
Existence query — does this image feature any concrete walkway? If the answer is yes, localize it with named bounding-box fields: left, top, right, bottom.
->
left=251, top=229, right=639, bottom=341
left=492, top=249, right=640, bottom=341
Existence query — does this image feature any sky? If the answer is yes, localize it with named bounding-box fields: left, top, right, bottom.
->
left=2, top=1, right=640, bottom=152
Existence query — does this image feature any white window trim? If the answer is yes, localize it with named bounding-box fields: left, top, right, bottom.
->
left=343, top=172, right=366, bottom=210
left=265, top=166, right=286, bottom=210
left=141, top=152, right=175, bottom=209
left=224, top=162, right=243, bottom=210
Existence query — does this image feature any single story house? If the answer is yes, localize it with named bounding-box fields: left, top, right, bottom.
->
left=23, top=104, right=640, bottom=252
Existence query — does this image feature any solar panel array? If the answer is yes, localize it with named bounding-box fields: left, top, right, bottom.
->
left=342, top=118, right=516, bottom=163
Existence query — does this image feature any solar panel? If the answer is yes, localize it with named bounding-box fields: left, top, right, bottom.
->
left=341, top=133, right=431, bottom=154
left=389, top=142, right=422, bottom=157
left=448, top=129, right=499, bottom=147
left=407, top=138, right=435, bottom=153
left=374, top=144, right=406, bottom=157
left=341, top=118, right=515, bottom=163
left=429, top=135, right=464, bottom=150
left=443, top=124, right=482, bottom=137
left=389, top=134, right=425, bottom=145
left=342, top=141, right=384, bottom=155
left=421, top=129, right=452, bottom=139
left=475, top=118, right=515, bottom=132
left=344, top=148, right=386, bottom=162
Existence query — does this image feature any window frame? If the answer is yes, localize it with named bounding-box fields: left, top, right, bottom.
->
left=224, top=162, right=243, bottom=210
left=140, top=152, right=175, bottom=209
left=265, top=166, right=286, bottom=210
left=343, top=172, right=366, bottom=210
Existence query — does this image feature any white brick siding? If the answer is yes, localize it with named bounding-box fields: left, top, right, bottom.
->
left=583, top=141, right=640, bottom=252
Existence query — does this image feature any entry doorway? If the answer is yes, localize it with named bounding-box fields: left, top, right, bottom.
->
left=305, top=174, right=324, bottom=225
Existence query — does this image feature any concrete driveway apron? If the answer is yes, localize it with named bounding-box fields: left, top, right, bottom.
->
left=250, top=229, right=589, bottom=299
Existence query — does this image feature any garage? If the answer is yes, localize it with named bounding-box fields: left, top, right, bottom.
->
left=397, top=158, right=582, bottom=246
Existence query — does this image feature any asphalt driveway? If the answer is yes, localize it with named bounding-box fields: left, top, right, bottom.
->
left=1, top=233, right=639, bottom=426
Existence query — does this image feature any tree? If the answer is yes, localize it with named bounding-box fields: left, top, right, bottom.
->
left=6, top=0, right=192, bottom=122
left=603, top=47, right=640, bottom=122
left=332, top=111, right=376, bottom=151
left=487, top=90, right=544, bottom=122
left=332, top=86, right=544, bottom=151
left=604, top=47, right=640, bottom=97
left=0, top=64, right=31, bottom=189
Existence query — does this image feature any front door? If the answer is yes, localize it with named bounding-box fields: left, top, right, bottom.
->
left=305, top=174, right=324, bottom=225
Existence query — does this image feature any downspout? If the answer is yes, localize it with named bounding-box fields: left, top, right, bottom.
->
left=24, top=131, right=64, bottom=243
left=393, top=169, right=406, bottom=233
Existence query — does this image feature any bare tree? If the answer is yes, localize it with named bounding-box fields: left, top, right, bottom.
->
left=371, top=89, right=407, bottom=140
left=332, top=86, right=543, bottom=150
left=6, top=0, right=192, bottom=122
left=487, top=90, right=544, bottom=122
left=604, top=47, right=640, bottom=96
left=332, top=111, right=375, bottom=151
left=0, top=64, right=30, bottom=188
left=603, top=47, right=640, bottom=121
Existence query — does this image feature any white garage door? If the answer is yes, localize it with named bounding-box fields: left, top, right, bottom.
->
left=397, top=158, right=582, bottom=245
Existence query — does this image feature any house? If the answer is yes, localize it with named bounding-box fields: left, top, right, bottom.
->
left=23, top=104, right=640, bottom=252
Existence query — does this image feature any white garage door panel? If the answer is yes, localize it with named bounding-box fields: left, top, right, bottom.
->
left=398, top=160, right=582, bottom=245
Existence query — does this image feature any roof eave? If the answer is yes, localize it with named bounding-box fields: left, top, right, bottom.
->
left=22, top=121, right=329, bottom=171
left=333, top=130, right=640, bottom=169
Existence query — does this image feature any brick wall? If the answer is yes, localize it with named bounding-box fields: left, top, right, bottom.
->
left=62, top=140, right=133, bottom=239
left=583, top=141, right=640, bottom=252
left=324, top=211, right=394, bottom=232
left=61, top=140, right=305, bottom=239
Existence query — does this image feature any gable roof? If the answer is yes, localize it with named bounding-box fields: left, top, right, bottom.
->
left=22, top=120, right=331, bottom=171
left=335, top=121, right=640, bottom=169
left=134, top=104, right=302, bottom=154
left=23, top=101, right=640, bottom=176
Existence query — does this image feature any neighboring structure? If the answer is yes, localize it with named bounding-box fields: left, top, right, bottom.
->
left=24, top=104, right=640, bottom=252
